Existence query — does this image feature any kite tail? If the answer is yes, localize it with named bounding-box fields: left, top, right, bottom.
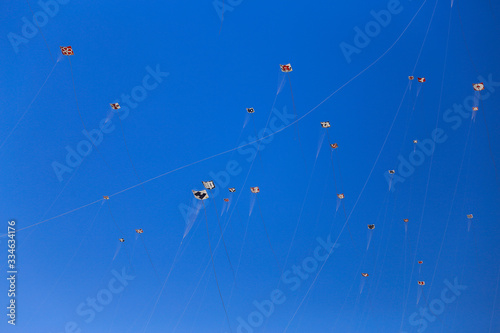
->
left=249, top=194, right=257, bottom=216
left=359, top=278, right=366, bottom=294
left=366, top=231, right=373, bottom=251
left=277, top=72, right=287, bottom=95
left=112, top=243, right=122, bottom=261
left=183, top=200, right=202, bottom=239
left=317, top=131, right=326, bottom=159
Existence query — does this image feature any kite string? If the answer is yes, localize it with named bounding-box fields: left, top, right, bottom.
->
left=138, top=233, right=161, bottom=281
left=210, top=190, right=237, bottom=282
left=250, top=113, right=264, bottom=165
left=280, top=146, right=320, bottom=281
left=255, top=194, right=282, bottom=273
left=0, top=60, right=59, bottom=151
left=25, top=0, right=55, bottom=63
left=225, top=207, right=251, bottom=311
left=479, top=98, right=500, bottom=185
left=456, top=0, right=481, bottom=74
left=287, top=72, right=309, bottom=172
left=25, top=202, right=103, bottom=326
left=489, top=265, right=500, bottom=333
left=141, top=239, right=184, bottom=333
left=106, top=200, right=125, bottom=236
left=202, top=201, right=233, bottom=333
left=118, top=115, right=148, bottom=195
left=171, top=253, right=212, bottom=333
left=282, top=208, right=350, bottom=332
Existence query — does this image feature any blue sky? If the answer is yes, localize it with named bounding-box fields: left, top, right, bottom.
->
left=1, top=0, right=499, bottom=332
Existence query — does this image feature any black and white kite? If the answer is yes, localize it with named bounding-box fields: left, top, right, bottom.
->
left=192, top=190, right=209, bottom=200
left=202, top=181, right=215, bottom=190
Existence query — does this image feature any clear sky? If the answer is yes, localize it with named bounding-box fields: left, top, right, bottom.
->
left=1, top=0, right=499, bottom=332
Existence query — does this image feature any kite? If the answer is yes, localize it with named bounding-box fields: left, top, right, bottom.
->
left=229, top=188, right=236, bottom=192
left=135, top=229, right=144, bottom=234
left=417, top=281, right=426, bottom=304
left=360, top=272, right=369, bottom=293
left=467, top=214, right=473, bottom=232
left=337, top=193, right=344, bottom=199
left=321, top=121, right=331, bottom=128
left=224, top=198, right=229, bottom=202
left=473, top=83, right=485, bottom=91
left=246, top=107, right=255, bottom=113
left=472, top=107, right=478, bottom=111
left=388, top=170, right=395, bottom=174
left=192, top=190, right=209, bottom=200
left=413, top=140, right=418, bottom=144
left=60, top=46, right=74, bottom=56
left=280, top=63, right=293, bottom=72
left=403, top=218, right=409, bottom=233
left=418, top=261, right=423, bottom=264
left=367, top=224, right=375, bottom=249
left=202, top=181, right=216, bottom=190
left=110, top=103, right=121, bottom=110
left=250, top=187, right=260, bottom=193
left=330, top=143, right=338, bottom=149
left=417, top=77, right=425, bottom=83
left=119, top=238, right=125, bottom=243
left=103, top=196, right=109, bottom=200
left=408, top=76, right=414, bottom=80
